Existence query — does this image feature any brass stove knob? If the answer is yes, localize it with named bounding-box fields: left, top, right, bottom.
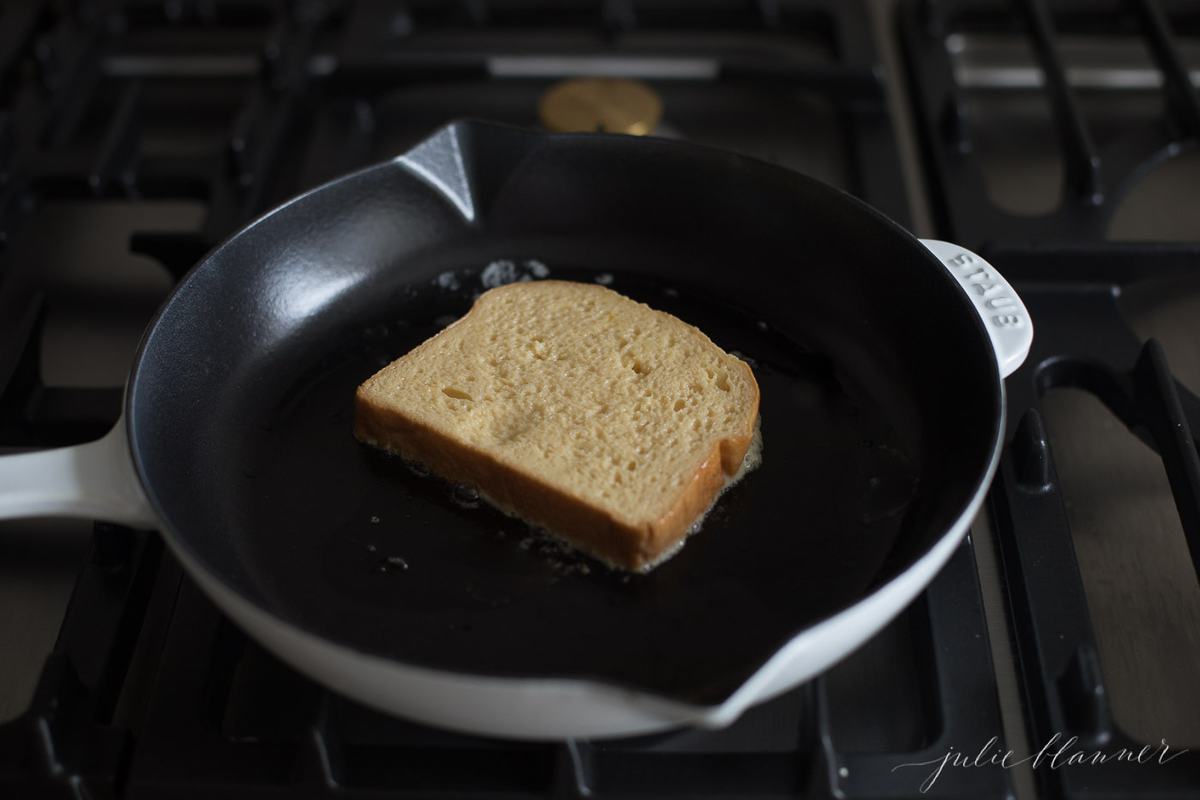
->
left=538, top=77, right=663, bottom=136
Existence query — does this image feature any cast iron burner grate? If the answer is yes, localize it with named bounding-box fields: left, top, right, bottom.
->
left=902, top=3, right=1200, bottom=795
left=900, top=0, right=1200, bottom=246
left=986, top=244, right=1200, bottom=800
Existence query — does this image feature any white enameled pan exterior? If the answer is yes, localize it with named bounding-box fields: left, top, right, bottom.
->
left=0, top=241, right=1031, bottom=740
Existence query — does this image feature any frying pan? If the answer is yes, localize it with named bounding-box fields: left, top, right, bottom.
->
left=0, top=121, right=1031, bottom=739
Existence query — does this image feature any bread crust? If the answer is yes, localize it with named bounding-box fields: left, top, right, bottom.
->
left=353, top=284, right=760, bottom=572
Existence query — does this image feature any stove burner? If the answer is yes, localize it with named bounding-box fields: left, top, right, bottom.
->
left=901, top=0, right=1200, bottom=246
left=4, top=0, right=1198, bottom=797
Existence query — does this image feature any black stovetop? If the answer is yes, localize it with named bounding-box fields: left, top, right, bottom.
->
left=2, top=2, right=1199, bottom=798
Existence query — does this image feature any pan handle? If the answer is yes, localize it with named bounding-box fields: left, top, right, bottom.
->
left=0, top=418, right=156, bottom=527
left=919, top=239, right=1033, bottom=379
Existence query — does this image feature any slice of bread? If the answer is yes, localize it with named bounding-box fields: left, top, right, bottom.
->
left=354, top=280, right=760, bottom=571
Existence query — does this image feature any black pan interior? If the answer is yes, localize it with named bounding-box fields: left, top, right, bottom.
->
left=128, top=123, right=1001, bottom=705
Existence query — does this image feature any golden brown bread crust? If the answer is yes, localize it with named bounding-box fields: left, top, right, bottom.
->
left=353, top=383, right=758, bottom=571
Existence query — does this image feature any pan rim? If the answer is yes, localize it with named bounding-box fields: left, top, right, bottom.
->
left=123, top=121, right=1006, bottom=720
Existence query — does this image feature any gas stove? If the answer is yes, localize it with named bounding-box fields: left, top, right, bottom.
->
left=1, top=2, right=1198, bottom=798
